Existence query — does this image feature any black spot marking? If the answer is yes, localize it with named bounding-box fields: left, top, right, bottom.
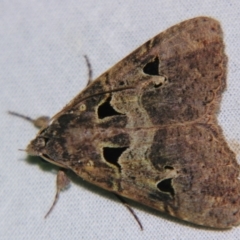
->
left=157, top=178, right=175, bottom=197
left=154, top=82, right=162, bottom=88
left=98, top=96, right=122, bottom=119
left=103, top=147, right=128, bottom=171
left=143, top=57, right=159, bottom=76
left=164, top=165, right=174, bottom=170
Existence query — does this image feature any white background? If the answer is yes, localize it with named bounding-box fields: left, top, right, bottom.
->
left=1, top=1, right=240, bottom=239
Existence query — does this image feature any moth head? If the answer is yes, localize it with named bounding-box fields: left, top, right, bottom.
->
left=27, top=136, right=47, bottom=156
left=27, top=136, right=67, bottom=168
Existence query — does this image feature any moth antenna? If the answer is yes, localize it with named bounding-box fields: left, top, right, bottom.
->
left=45, top=170, right=70, bottom=219
left=114, top=194, right=143, bottom=231
left=8, top=111, right=49, bottom=129
left=8, top=111, right=34, bottom=123
left=84, top=55, right=93, bottom=85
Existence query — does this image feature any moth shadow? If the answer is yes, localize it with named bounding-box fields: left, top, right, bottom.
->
left=24, top=155, right=231, bottom=231
left=25, top=155, right=119, bottom=202
left=25, top=155, right=59, bottom=172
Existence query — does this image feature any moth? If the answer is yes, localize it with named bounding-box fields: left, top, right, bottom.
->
left=12, top=16, right=240, bottom=229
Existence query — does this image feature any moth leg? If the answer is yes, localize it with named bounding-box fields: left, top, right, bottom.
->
left=8, top=111, right=50, bottom=129
left=45, top=170, right=70, bottom=218
left=84, top=55, right=93, bottom=85
left=114, top=194, right=143, bottom=230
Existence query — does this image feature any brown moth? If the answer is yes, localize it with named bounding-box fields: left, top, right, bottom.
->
left=15, top=16, right=240, bottom=229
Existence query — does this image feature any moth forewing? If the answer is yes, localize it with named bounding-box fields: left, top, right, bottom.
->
left=23, top=17, right=240, bottom=229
